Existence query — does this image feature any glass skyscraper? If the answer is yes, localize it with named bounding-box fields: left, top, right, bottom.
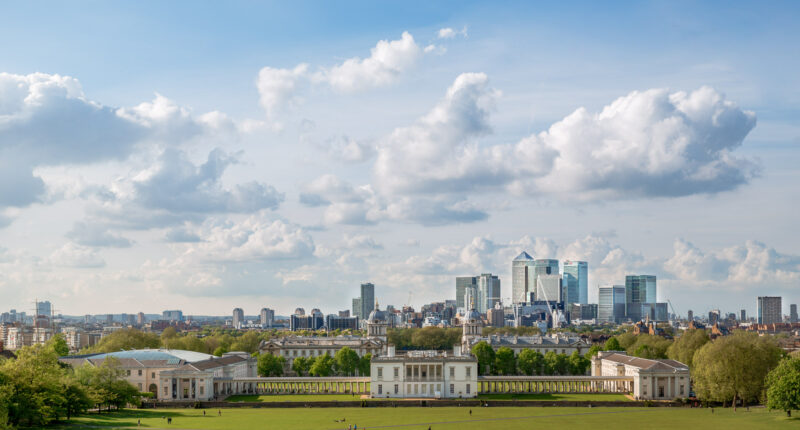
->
left=532, top=259, right=559, bottom=301
left=511, top=251, right=535, bottom=304
left=598, top=285, right=626, bottom=323
left=359, top=282, right=375, bottom=320
left=562, top=261, right=588, bottom=305
left=456, top=276, right=478, bottom=309
left=625, top=275, right=656, bottom=321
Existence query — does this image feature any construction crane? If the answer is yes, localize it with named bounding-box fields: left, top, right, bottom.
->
left=667, top=300, right=680, bottom=321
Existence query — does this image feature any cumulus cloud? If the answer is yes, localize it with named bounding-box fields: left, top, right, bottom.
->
left=0, top=72, right=236, bottom=209
left=256, top=64, right=309, bottom=121
left=323, top=134, right=376, bottom=163
left=66, top=222, right=133, bottom=248
left=438, top=27, right=468, bottom=39
left=48, top=243, right=105, bottom=268
left=163, top=226, right=203, bottom=243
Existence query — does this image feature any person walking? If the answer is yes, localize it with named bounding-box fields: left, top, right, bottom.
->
left=469, top=409, right=472, bottom=416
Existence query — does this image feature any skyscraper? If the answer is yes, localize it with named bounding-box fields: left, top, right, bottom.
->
left=757, top=296, right=782, bottom=324
left=562, top=261, right=588, bottom=305
left=598, top=285, right=626, bottom=323
left=535, top=274, right=561, bottom=303
left=352, top=298, right=362, bottom=319
left=361, top=283, right=375, bottom=320
left=740, top=309, right=746, bottom=321
left=511, top=252, right=535, bottom=304
left=531, top=259, right=559, bottom=302
left=456, top=276, right=478, bottom=309
left=625, top=275, right=656, bottom=321
left=687, top=310, right=693, bottom=322
left=35, top=301, right=52, bottom=317
left=476, top=273, right=501, bottom=314
left=260, top=308, right=275, bottom=327
left=232, top=308, right=244, bottom=329
left=136, top=312, right=145, bottom=325
left=790, top=304, right=798, bottom=323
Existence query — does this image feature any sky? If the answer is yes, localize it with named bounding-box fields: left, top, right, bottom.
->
left=1, top=1, right=799, bottom=318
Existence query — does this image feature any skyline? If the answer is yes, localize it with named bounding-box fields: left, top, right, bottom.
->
left=1, top=1, right=799, bottom=316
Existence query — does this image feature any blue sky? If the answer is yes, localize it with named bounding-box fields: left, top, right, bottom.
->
left=0, top=1, right=798, bottom=317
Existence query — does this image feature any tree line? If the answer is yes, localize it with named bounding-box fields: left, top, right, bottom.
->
left=256, top=347, right=372, bottom=378
left=0, top=336, right=140, bottom=428
left=470, top=342, right=592, bottom=376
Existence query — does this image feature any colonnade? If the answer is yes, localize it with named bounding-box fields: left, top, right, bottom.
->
left=226, top=377, right=371, bottom=395
left=478, top=376, right=634, bottom=394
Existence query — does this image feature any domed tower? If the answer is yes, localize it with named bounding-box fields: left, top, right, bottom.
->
left=461, top=298, right=483, bottom=354
left=366, top=301, right=388, bottom=345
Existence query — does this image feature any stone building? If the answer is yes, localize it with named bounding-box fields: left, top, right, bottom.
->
left=370, top=346, right=478, bottom=399
left=591, top=351, right=690, bottom=400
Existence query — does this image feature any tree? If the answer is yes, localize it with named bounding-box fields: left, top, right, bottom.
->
left=51, top=334, right=70, bottom=357
left=333, top=347, right=360, bottom=376
left=257, top=353, right=285, bottom=377
left=358, top=353, right=372, bottom=376
left=494, top=347, right=516, bottom=375
left=667, top=328, right=709, bottom=369
left=75, top=358, right=140, bottom=411
left=86, top=328, right=160, bottom=353
left=517, top=349, right=544, bottom=376
left=292, top=357, right=310, bottom=376
left=213, top=346, right=229, bottom=357
left=309, top=354, right=335, bottom=377
left=604, top=337, right=622, bottom=351
left=543, top=351, right=568, bottom=375
left=766, top=356, right=800, bottom=417
left=471, top=342, right=496, bottom=375
left=61, top=377, right=92, bottom=421
left=693, top=331, right=784, bottom=410
left=230, top=331, right=261, bottom=354
left=568, top=350, right=590, bottom=375
left=628, top=335, right=672, bottom=359
left=585, top=344, right=602, bottom=359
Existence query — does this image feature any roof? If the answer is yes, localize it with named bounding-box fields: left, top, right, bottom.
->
left=77, top=348, right=214, bottom=363
left=472, top=335, right=590, bottom=347
left=601, top=353, right=689, bottom=372
left=513, top=251, right=534, bottom=261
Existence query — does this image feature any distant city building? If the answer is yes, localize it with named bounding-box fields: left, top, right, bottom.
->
left=352, top=298, right=362, bottom=319
left=535, top=274, right=561, bottom=304
left=260, top=308, right=275, bottom=327
left=790, top=304, right=798, bottom=323
left=562, top=261, right=588, bottom=305
left=294, top=308, right=306, bottom=316
left=162, top=310, right=184, bottom=322
left=476, top=273, right=501, bottom=314
left=232, top=308, right=244, bottom=329
left=532, top=259, right=559, bottom=301
left=455, top=276, right=477, bottom=310
left=570, top=303, right=598, bottom=321
left=511, top=252, right=535, bottom=304
left=338, top=310, right=350, bottom=318
left=598, top=285, right=626, bottom=323
left=740, top=309, right=746, bottom=322
left=687, top=310, right=693, bottom=321
left=290, top=313, right=324, bottom=331
left=325, top=315, right=359, bottom=331
left=708, top=309, right=720, bottom=325
left=625, top=275, right=656, bottom=321
left=36, top=301, right=52, bottom=317
left=352, top=283, right=375, bottom=322
left=757, top=296, right=782, bottom=324
left=106, top=314, right=113, bottom=324
left=487, top=304, right=504, bottom=327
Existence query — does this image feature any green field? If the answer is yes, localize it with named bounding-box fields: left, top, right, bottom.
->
left=476, top=393, right=631, bottom=402
left=56, top=407, right=798, bottom=429
left=226, top=394, right=366, bottom=402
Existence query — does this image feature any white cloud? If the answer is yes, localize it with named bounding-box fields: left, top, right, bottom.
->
left=437, top=27, right=468, bottom=39
left=66, top=222, right=133, bottom=248
left=48, top=243, right=105, bottom=268
left=256, top=64, right=309, bottom=122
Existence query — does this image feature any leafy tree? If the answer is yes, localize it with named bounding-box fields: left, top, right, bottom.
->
left=471, top=342, right=496, bottom=375
left=604, top=337, right=622, bottom=351
left=615, top=332, right=638, bottom=350
left=568, top=350, right=590, bottom=375
left=766, top=356, right=800, bottom=417
left=309, top=353, right=335, bottom=377
left=51, top=334, right=70, bottom=356
left=292, top=357, right=311, bottom=376
left=517, top=349, right=544, bottom=376
left=666, top=328, right=709, bottom=368
left=213, top=346, right=229, bottom=357
left=230, top=330, right=261, bottom=354
left=85, top=328, right=160, bottom=353
left=628, top=335, right=672, bottom=359
left=693, top=331, right=784, bottom=410
left=585, top=344, right=602, bottom=359
left=160, top=327, right=178, bottom=347
left=494, top=347, right=516, bottom=375
left=257, top=353, right=285, bottom=377
left=543, top=351, right=568, bottom=375
left=358, top=353, right=372, bottom=376
left=334, top=347, right=360, bottom=376
left=75, top=358, right=140, bottom=411
left=61, top=377, right=93, bottom=420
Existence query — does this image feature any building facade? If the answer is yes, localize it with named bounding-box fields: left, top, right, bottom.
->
left=370, top=346, right=478, bottom=399
left=592, top=351, right=690, bottom=400
left=563, top=261, right=588, bottom=305
left=625, top=275, right=657, bottom=321
left=232, top=308, right=244, bottom=329
left=598, top=285, right=626, bottom=323
left=456, top=276, right=478, bottom=310
left=511, top=252, right=535, bottom=304
left=477, top=273, right=501, bottom=314
left=532, top=259, right=559, bottom=302
left=757, top=296, right=782, bottom=324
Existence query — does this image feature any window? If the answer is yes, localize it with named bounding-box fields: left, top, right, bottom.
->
left=377, top=367, right=383, bottom=379
left=466, top=367, right=471, bottom=377
left=126, top=370, right=131, bottom=376
left=163, top=386, right=168, bottom=396
left=138, top=370, right=142, bottom=376
left=450, top=384, right=454, bottom=394
left=302, top=350, right=306, bottom=356
left=450, top=367, right=455, bottom=377
left=138, top=383, right=142, bottom=390
left=680, top=385, right=685, bottom=395
left=151, top=372, right=155, bottom=378
left=394, top=384, right=399, bottom=394
left=200, top=386, right=204, bottom=395
left=378, top=384, right=382, bottom=394
left=394, top=367, right=399, bottom=379
left=407, top=367, right=412, bottom=377
left=466, top=384, right=470, bottom=394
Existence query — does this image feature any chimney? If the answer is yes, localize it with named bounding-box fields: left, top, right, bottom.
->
left=388, top=345, right=395, bottom=357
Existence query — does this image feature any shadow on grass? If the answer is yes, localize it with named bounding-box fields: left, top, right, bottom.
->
left=52, top=410, right=186, bottom=428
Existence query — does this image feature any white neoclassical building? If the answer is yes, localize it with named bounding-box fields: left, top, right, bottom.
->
left=370, top=346, right=478, bottom=399
left=591, top=351, right=690, bottom=400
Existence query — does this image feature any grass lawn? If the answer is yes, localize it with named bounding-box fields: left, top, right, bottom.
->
left=57, top=406, right=799, bottom=429
left=477, top=393, right=631, bottom=402
left=226, top=394, right=366, bottom=402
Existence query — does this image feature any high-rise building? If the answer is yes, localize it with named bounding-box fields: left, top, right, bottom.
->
left=456, top=276, right=478, bottom=309
left=260, top=308, right=274, bottom=327
left=35, top=301, right=52, bottom=317
left=708, top=310, right=720, bottom=325
left=487, top=303, right=505, bottom=327
left=352, top=298, right=362, bottom=319
left=232, top=308, right=244, bottom=329
left=790, top=304, right=798, bottom=323
left=511, top=252, right=535, bottom=304
left=338, top=310, right=350, bottom=318
left=359, top=283, right=375, bottom=321
left=562, top=261, right=588, bottom=305
left=476, top=273, right=501, bottom=314
left=757, top=296, right=782, bottom=324
left=136, top=312, right=145, bottom=325
left=740, top=309, right=746, bottom=321
left=570, top=303, right=598, bottom=320
left=162, top=310, right=184, bottom=321
left=532, top=259, right=559, bottom=301
left=105, top=314, right=113, bottom=324
left=598, top=285, right=626, bottom=323
left=535, top=274, right=561, bottom=303
left=625, top=275, right=656, bottom=321
left=687, top=310, right=693, bottom=322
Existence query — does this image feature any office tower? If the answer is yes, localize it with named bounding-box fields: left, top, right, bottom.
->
left=36, top=301, right=52, bottom=316
left=352, top=298, right=362, bottom=319
left=625, top=275, right=656, bottom=321
left=687, top=310, right=693, bottom=321
left=476, top=273, right=501, bottom=314
left=162, top=310, right=184, bottom=321
left=757, top=297, right=782, bottom=324
left=106, top=314, right=113, bottom=324
left=456, top=276, right=478, bottom=309
left=232, top=308, right=244, bottom=329
left=487, top=304, right=504, bottom=327
left=708, top=310, right=720, bottom=325
left=260, top=308, right=275, bottom=327
left=338, top=310, right=350, bottom=318
left=532, top=259, right=559, bottom=301
left=570, top=303, right=598, bottom=320
left=535, top=274, right=561, bottom=303
left=294, top=308, right=306, bottom=316
left=562, top=261, right=588, bottom=305
left=598, top=285, right=626, bottom=323
left=136, top=312, right=145, bottom=325
left=360, top=283, right=375, bottom=320
left=740, top=309, right=746, bottom=321
left=790, top=304, right=798, bottom=323
left=511, top=252, right=535, bottom=304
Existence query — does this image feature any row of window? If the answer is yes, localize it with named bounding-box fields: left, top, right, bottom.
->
left=376, top=383, right=471, bottom=395
left=124, top=369, right=156, bottom=378
left=375, top=366, right=472, bottom=380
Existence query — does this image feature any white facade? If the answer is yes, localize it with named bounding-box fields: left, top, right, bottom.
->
left=592, top=351, right=690, bottom=400
left=370, top=347, right=478, bottom=399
